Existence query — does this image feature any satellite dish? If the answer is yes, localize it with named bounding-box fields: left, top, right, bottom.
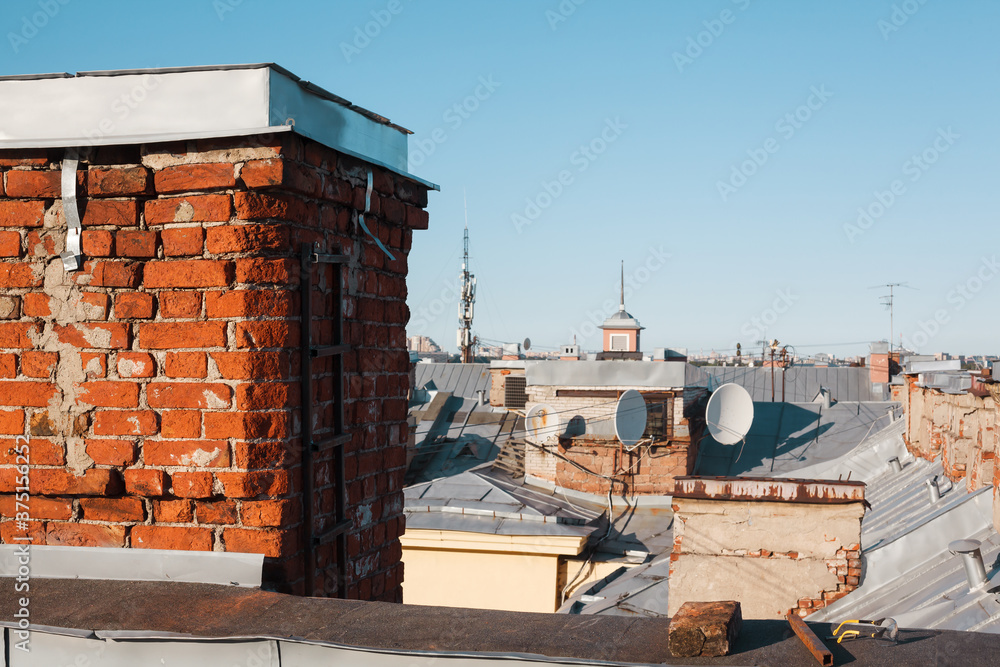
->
left=614, top=389, right=647, bottom=448
left=705, top=383, right=754, bottom=445
left=564, top=415, right=586, bottom=437
left=526, top=403, right=558, bottom=440
left=523, top=337, right=531, bottom=351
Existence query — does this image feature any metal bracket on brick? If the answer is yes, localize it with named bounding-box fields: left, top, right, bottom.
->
left=59, top=154, right=83, bottom=272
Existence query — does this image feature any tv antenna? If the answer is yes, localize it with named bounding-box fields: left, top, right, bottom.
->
left=457, top=190, right=477, bottom=363
left=868, top=282, right=916, bottom=356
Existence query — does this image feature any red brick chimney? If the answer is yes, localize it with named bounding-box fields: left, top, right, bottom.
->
left=0, top=66, right=435, bottom=602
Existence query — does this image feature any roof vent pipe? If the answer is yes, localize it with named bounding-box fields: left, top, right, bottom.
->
left=948, top=539, right=989, bottom=591
left=926, top=477, right=941, bottom=503
left=887, top=407, right=895, bottom=423
left=887, top=457, right=902, bottom=473
left=819, top=387, right=831, bottom=409
left=477, top=389, right=486, bottom=406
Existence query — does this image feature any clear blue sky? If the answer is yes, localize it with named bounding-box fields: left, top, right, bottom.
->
left=5, top=0, right=998, bottom=358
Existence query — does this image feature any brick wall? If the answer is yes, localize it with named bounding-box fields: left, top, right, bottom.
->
left=0, top=133, right=430, bottom=602
left=668, top=496, right=864, bottom=619
left=522, top=385, right=701, bottom=495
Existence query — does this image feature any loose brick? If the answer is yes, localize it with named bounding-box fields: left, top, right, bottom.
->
left=211, top=352, right=286, bottom=380
left=205, top=412, right=289, bottom=440
left=145, top=195, right=231, bottom=224
left=234, top=191, right=314, bottom=222
left=234, top=258, right=296, bottom=284
left=117, top=352, right=155, bottom=378
left=124, top=468, right=169, bottom=496
left=132, top=524, right=212, bottom=551
left=236, top=382, right=298, bottom=410
left=206, top=290, right=294, bottom=318
left=147, top=382, right=232, bottom=409
left=405, top=205, right=429, bottom=230
left=234, top=321, right=298, bottom=348
left=0, top=296, right=20, bottom=320
left=116, top=230, right=157, bottom=258
left=0, top=409, right=23, bottom=434
left=87, top=167, right=151, bottom=196
left=80, top=497, right=145, bottom=522
left=165, top=352, right=208, bottom=378
left=20, top=351, right=58, bottom=378
left=161, top=411, right=201, bottom=438
left=53, top=322, right=130, bottom=349
left=0, top=263, right=42, bottom=288
left=140, top=322, right=226, bottom=349
left=0, top=150, right=49, bottom=167
left=242, top=499, right=299, bottom=527
left=93, top=410, right=157, bottom=436
left=0, top=495, right=72, bottom=520
left=81, top=352, right=107, bottom=379
left=85, top=439, right=138, bottom=466
left=31, top=468, right=122, bottom=496
left=161, top=227, right=205, bottom=256
left=76, top=381, right=140, bottom=408
left=145, top=439, right=229, bottom=467
left=81, top=230, right=115, bottom=256
left=114, top=292, right=155, bottom=319
left=159, top=291, right=201, bottom=318
left=5, top=170, right=60, bottom=198
left=78, top=292, right=110, bottom=320
left=0, top=231, right=22, bottom=257
left=46, top=522, right=126, bottom=548
left=0, top=322, right=39, bottom=348
left=0, top=381, right=57, bottom=407
left=144, top=260, right=233, bottom=288
left=223, top=527, right=296, bottom=558
left=196, top=500, right=238, bottom=525
left=241, top=159, right=321, bottom=195
left=206, top=224, right=289, bottom=254
left=172, top=471, right=214, bottom=499
left=89, top=261, right=142, bottom=287
left=81, top=200, right=140, bottom=226
left=153, top=499, right=193, bottom=523
left=0, top=436, right=60, bottom=464
left=0, top=355, right=14, bottom=379
left=155, top=163, right=236, bottom=193
left=0, top=201, right=45, bottom=227
left=216, top=470, right=291, bottom=498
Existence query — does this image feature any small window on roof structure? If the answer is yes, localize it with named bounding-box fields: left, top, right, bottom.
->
left=642, top=392, right=674, bottom=440
left=610, top=334, right=629, bottom=351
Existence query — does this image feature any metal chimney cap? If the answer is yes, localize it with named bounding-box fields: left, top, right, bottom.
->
left=948, top=538, right=982, bottom=554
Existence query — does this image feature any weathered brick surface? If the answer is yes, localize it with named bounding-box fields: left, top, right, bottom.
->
left=0, top=134, right=427, bottom=603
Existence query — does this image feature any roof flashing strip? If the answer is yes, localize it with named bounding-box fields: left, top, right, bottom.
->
left=0, top=545, right=264, bottom=587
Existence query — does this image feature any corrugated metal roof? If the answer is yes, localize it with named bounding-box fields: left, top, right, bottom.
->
left=704, top=366, right=886, bottom=402
left=695, top=401, right=899, bottom=478
left=415, top=363, right=491, bottom=399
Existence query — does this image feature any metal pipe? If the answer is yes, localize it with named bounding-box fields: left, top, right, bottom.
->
left=926, top=477, right=941, bottom=503
left=888, top=457, right=902, bottom=473
left=300, top=243, right=316, bottom=596
left=948, top=539, right=989, bottom=591
left=786, top=614, right=833, bottom=666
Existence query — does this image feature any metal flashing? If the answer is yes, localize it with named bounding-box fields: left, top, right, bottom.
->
left=0, top=545, right=263, bottom=587
left=0, top=64, right=439, bottom=191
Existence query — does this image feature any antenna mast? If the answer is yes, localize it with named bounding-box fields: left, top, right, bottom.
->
left=458, top=194, right=477, bottom=363
left=870, top=282, right=910, bottom=357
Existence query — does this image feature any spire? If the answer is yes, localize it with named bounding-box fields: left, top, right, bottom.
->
left=619, top=260, right=625, bottom=312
